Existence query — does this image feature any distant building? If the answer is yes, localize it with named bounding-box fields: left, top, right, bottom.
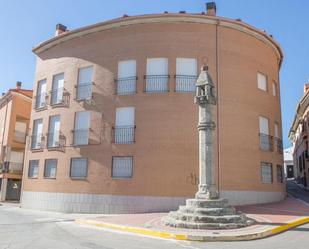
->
left=22, top=3, right=285, bottom=214
left=289, top=84, right=309, bottom=188
left=283, top=147, right=294, bottom=179
left=0, top=82, right=32, bottom=201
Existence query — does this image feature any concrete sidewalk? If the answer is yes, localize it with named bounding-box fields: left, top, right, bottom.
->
left=75, top=196, right=309, bottom=241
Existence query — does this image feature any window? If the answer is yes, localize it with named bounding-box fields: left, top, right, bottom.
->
left=8, top=151, right=24, bottom=173
left=77, top=66, right=93, bottom=100
left=257, top=72, right=267, bottom=91
left=175, top=58, right=197, bottom=92
left=47, top=115, right=60, bottom=148
left=114, top=107, right=135, bottom=144
left=112, top=157, right=133, bottom=178
left=73, top=111, right=90, bottom=145
left=70, top=158, right=88, bottom=178
left=274, top=123, right=279, bottom=138
left=31, top=119, right=43, bottom=150
left=259, top=116, right=271, bottom=151
left=272, top=81, right=277, bottom=96
left=14, top=121, right=27, bottom=143
left=35, top=79, right=47, bottom=109
left=51, top=73, right=64, bottom=105
left=44, top=159, right=57, bottom=178
left=277, top=165, right=283, bottom=183
left=28, top=160, right=39, bottom=178
left=145, top=58, right=169, bottom=92
left=117, top=60, right=137, bottom=95
left=261, top=162, right=273, bottom=183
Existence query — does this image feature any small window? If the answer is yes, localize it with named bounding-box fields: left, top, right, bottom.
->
left=261, top=162, right=273, bottom=183
left=257, top=72, right=267, bottom=91
left=272, top=81, right=277, bottom=96
left=28, top=160, right=39, bottom=178
left=70, top=158, right=88, bottom=178
left=277, top=165, right=283, bottom=183
left=112, top=157, right=133, bottom=178
left=44, top=159, right=57, bottom=178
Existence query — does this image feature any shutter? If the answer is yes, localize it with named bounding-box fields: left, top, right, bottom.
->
left=259, top=116, right=269, bottom=135
left=78, top=66, right=93, bottom=84
left=274, top=123, right=279, bottom=138
left=116, top=107, right=135, bottom=126
left=257, top=73, right=267, bottom=91
left=9, top=151, right=24, bottom=163
left=146, top=58, right=168, bottom=75
left=176, top=58, right=197, bottom=75
left=118, top=60, right=136, bottom=78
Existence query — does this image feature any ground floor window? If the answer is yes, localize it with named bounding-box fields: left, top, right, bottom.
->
left=277, top=165, right=283, bottom=183
left=44, top=159, right=57, bottom=178
left=28, top=160, right=39, bottom=178
left=261, top=162, right=273, bottom=184
left=112, top=156, right=133, bottom=179
left=70, top=158, right=88, bottom=179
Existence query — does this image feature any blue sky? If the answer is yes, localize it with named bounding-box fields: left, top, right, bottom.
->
left=0, top=0, right=308, bottom=148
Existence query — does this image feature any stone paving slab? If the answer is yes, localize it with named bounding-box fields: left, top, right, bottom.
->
left=75, top=197, right=309, bottom=241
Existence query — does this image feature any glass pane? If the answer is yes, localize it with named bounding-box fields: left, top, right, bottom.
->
left=71, top=158, right=87, bottom=178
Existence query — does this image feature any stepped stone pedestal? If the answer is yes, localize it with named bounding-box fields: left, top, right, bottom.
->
left=163, top=65, right=254, bottom=229
left=163, top=198, right=253, bottom=229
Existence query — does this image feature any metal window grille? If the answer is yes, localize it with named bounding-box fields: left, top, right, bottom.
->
left=112, top=157, right=133, bottom=178
left=261, top=162, right=273, bottom=183
left=116, top=76, right=137, bottom=95
left=76, top=83, right=92, bottom=100
left=113, top=125, right=135, bottom=144
left=44, top=159, right=57, bottom=178
left=175, top=75, right=197, bottom=92
left=259, top=133, right=273, bottom=151
left=144, top=75, right=169, bottom=92
left=28, top=160, right=39, bottom=178
left=70, top=158, right=87, bottom=178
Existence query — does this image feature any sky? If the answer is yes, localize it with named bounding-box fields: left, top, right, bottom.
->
left=0, top=0, right=308, bottom=148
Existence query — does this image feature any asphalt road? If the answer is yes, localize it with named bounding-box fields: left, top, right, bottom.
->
left=0, top=182, right=308, bottom=249
left=286, top=179, right=309, bottom=203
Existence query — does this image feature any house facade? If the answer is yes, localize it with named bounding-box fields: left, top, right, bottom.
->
left=21, top=3, right=285, bottom=213
left=0, top=82, right=32, bottom=201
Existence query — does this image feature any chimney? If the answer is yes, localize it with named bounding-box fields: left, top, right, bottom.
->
left=55, top=23, right=67, bottom=36
left=206, top=2, right=216, bottom=16
left=304, top=83, right=309, bottom=94
left=16, top=81, right=22, bottom=90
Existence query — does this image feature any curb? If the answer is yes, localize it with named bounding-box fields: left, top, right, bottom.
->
left=75, top=216, right=309, bottom=242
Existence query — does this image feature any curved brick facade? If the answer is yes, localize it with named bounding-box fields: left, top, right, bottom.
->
left=21, top=14, right=285, bottom=213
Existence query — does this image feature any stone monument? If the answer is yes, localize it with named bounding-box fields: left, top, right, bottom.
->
left=163, top=65, right=253, bottom=229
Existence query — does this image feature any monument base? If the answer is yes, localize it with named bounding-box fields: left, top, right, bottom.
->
left=162, top=198, right=254, bottom=229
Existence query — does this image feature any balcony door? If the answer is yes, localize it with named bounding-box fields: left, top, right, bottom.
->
left=259, top=116, right=270, bottom=150
left=176, top=58, right=197, bottom=92
left=77, top=66, right=93, bottom=100
left=117, top=60, right=136, bottom=95
left=32, top=119, right=43, bottom=149
left=36, top=80, right=46, bottom=108
left=74, top=111, right=90, bottom=145
left=115, top=107, right=135, bottom=143
left=146, top=58, right=168, bottom=92
left=48, top=115, right=60, bottom=148
left=51, top=73, right=64, bottom=104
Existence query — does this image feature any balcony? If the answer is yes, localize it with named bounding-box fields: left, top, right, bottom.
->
left=50, top=87, right=70, bottom=107
left=274, top=137, right=283, bottom=154
left=76, top=82, right=93, bottom=101
left=0, top=161, right=23, bottom=174
left=14, top=130, right=26, bottom=144
left=30, top=134, right=44, bottom=150
left=174, top=75, right=197, bottom=92
left=113, top=125, right=136, bottom=144
left=46, top=131, right=66, bottom=150
left=115, top=76, right=137, bottom=95
left=72, top=129, right=89, bottom=146
left=34, top=93, right=48, bottom=110
left=144, top=75, right=170, bottom=93
left=259, top=133, right=273, bottom=151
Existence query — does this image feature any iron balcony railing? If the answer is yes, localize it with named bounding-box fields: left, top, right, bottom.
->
left=174, top=75, right=198, bottom=92
left=72, top=129, right=89, bottom=145
left=34, top=92, right=48, bottom=109
left=14, top=130, right=26, bottom=143
left=46, top=131, right=65, bottom=149
left=0, top=161, right=23, bottom=174
left=30, top=133, right=44, bottom=150
left=76, top=82, right=93, bottom=101
left=259, top=133, right=273, bottom=151
left=274, top=137, right=283, bottom=154
left=113, top=125, right=136, bottom=144
left=144, top=75, right=170, bottom=93
left=50, top=87, right=69, bottom=106
left=115, top=76, right=137, bottom=95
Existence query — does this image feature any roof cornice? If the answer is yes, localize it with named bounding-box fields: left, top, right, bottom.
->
left=32, top=14, right=283, bottom=67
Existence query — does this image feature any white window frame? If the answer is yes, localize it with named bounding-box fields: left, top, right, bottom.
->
left=257, top=72, right=267, bottom=92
